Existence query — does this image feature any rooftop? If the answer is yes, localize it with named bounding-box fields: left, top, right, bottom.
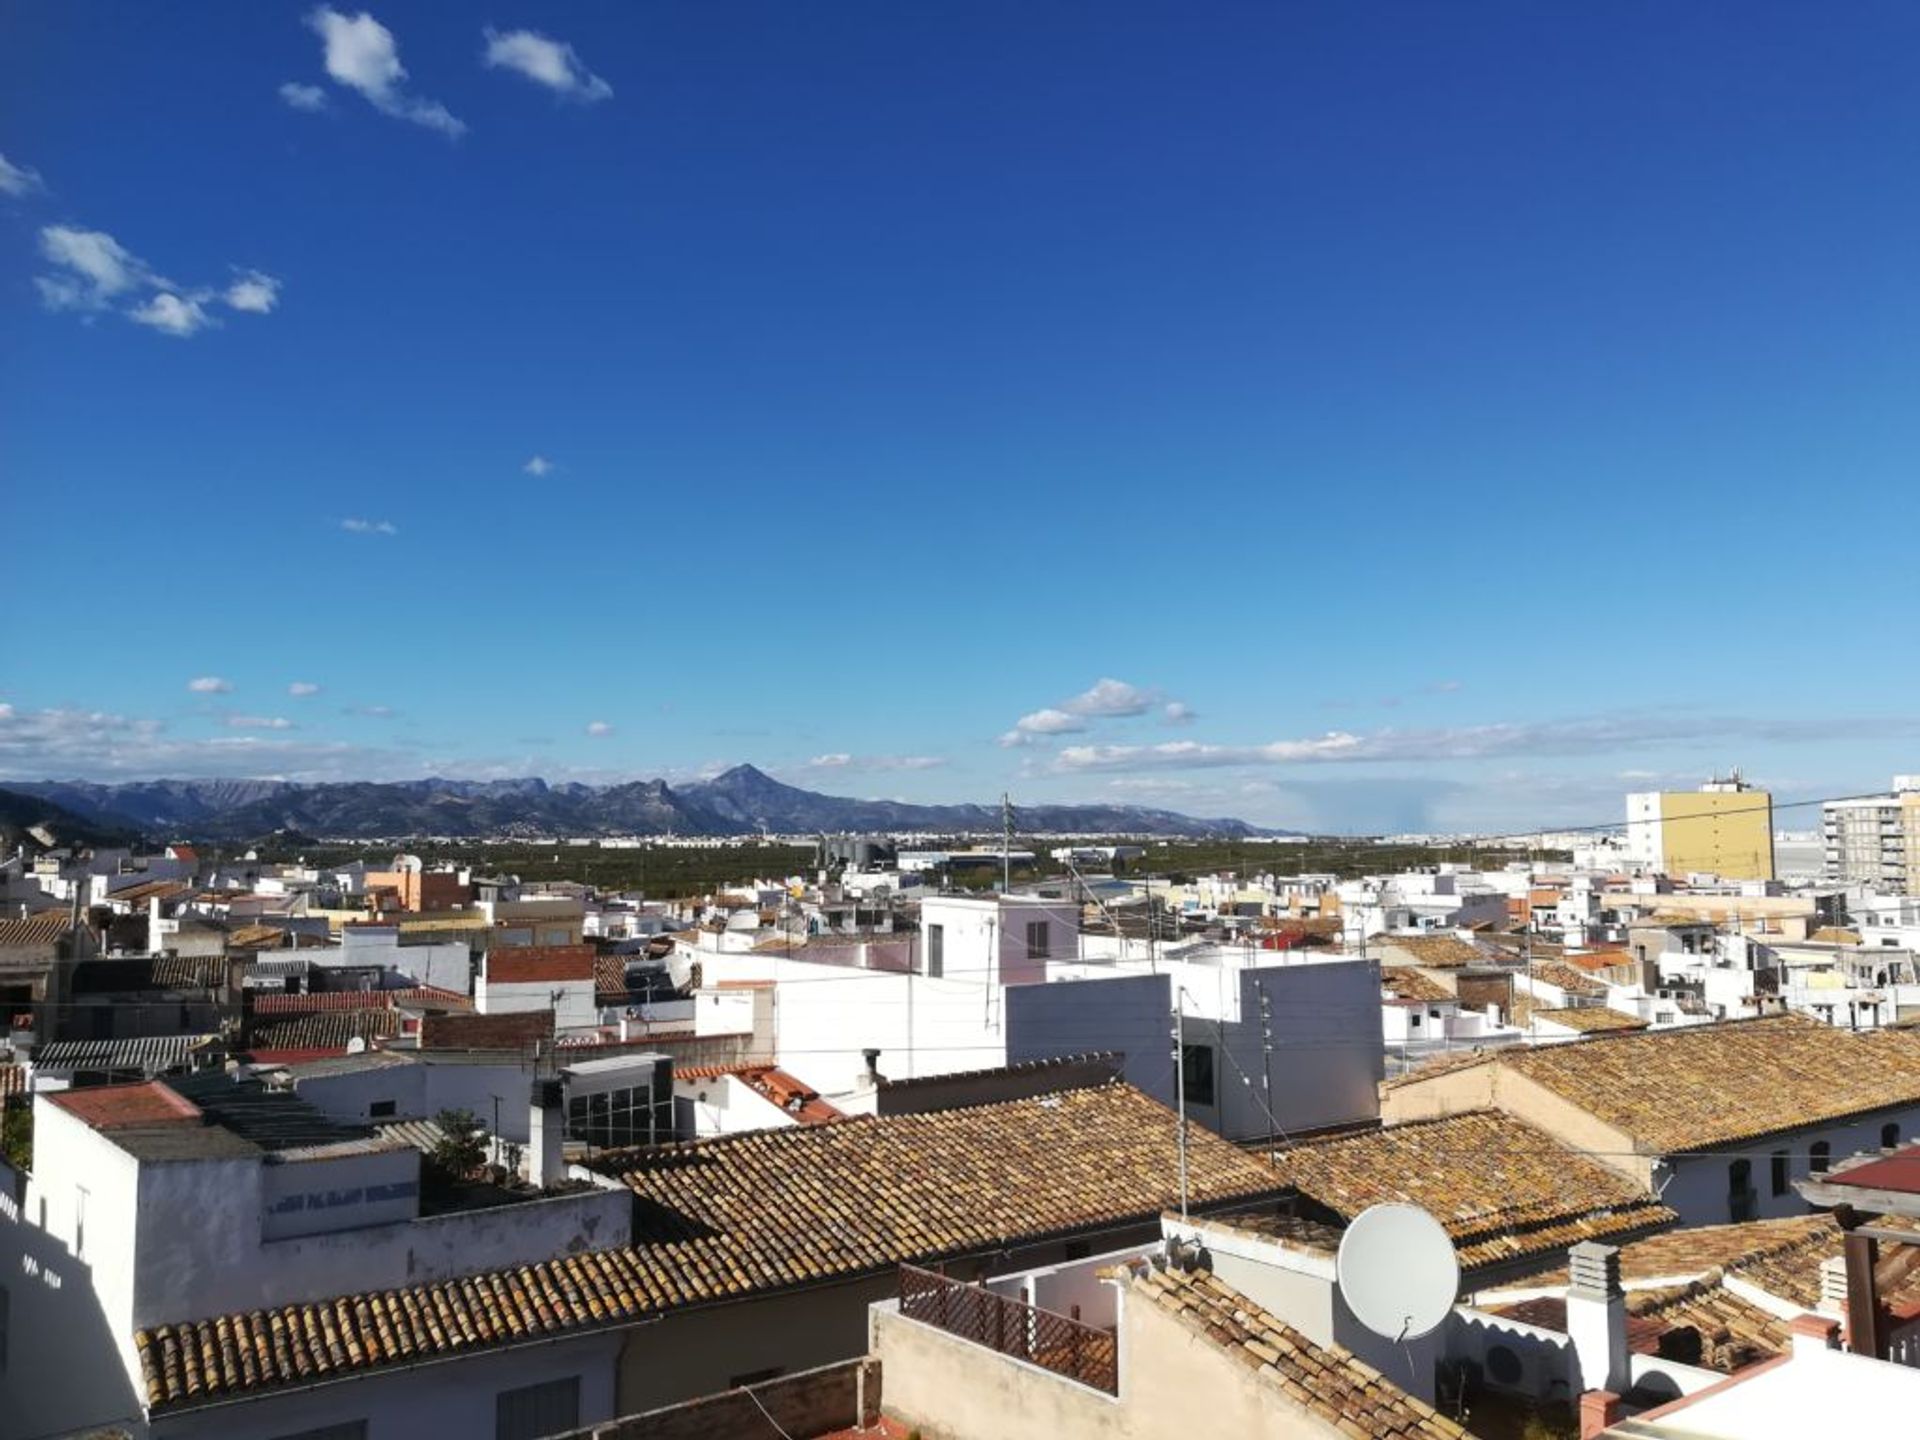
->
left=1130, top=1262, right=1468, bottom=1439
left=1495, top=1014, right=1920, bottom=1152
left=1381, top=966, right=1454, bottom=1003
left=135, top=1082, right=1287, bottom=1413
left=485, top=944, right=596, bottom=984
left=1266, top=1110, right=1675, bottom=1274
left=1376, top=934, right=1488, bottom=969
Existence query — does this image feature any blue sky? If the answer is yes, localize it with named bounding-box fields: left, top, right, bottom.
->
left=3, top=2, right=1919, bottom=832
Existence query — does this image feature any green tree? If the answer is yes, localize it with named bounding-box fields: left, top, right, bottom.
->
left=2, top=1105, right=31, bottom=1173
left=425, top=1107, right=487, bottom=1186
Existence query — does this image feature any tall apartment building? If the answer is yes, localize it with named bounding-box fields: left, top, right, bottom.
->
left=1625, top=772, right=1775, bottom=881
left=1823, top=776, right=1920, bottom=892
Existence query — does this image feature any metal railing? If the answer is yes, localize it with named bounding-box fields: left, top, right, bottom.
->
left=898, top=1264, right=1118, bottom=1394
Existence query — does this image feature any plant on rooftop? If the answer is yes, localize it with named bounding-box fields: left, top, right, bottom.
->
left=424, top=1107, right=487, bottom=1191
left=2, top=1104, right=30, bottom=1172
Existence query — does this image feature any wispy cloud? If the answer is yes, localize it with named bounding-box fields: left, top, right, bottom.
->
left=482, top=28, right=612, bottom=102
left=345, top=704, right=396, bottom=718
left=0, top=704, right=415, bottom=782
left=187, top=676, right=233, bottom=694
left=305, top=7, right=465, bottom=138
left=279, top=81, right=329, bottom=112
left=339, top=517, right=398, bottom=535
left=523, top=454, right=555, bottom=477
left=36, top=224, right=278, bottom=338
left=802, top=753, right=947, bottom=773
left=288, top=682, right=322, bottom=697
left=226, top=715, right=294, bottom=731
left=1050, top=711, right=1920, bottom=773
left=999, top=677, right=1186, bottom=747
left=0, top=152, right=45, bottom=197
left=585, top=720, right=614, bottom=737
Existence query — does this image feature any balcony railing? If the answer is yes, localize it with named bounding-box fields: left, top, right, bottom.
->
left=898, top=1264, right=1119, bottom=1394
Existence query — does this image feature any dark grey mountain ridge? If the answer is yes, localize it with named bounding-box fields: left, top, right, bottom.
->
left=5, top=767, right=1287, bottom=840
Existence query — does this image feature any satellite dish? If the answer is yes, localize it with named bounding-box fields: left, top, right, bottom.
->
left=1335, top=1203, right=1458, bottom=1340
left=346, top=1036, right=367, bottom=1055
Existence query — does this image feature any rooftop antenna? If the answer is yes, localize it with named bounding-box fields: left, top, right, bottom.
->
left=1336, top=1203, right=1458, bottom=1343
left=1001, top=792, right=1015, bottom=893
left=1170, top=988, right=1189, bottom=1220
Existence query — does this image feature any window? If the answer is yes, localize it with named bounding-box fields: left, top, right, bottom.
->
left=1884, top=1123, right=1902, bottom=1150
left=1728, top=1159, right=1755, bottom=1223
left=1025, top=921, right=1050, bottom=960
left=1180, top=1044, right=1216, bottom=1108
left=368, top=1100, right=396, bottom=1119
left=1772, top=1150, right=1790, bottom=1196
left=1811, top=1141, right=1831, bottom=1175
left=496, top=1377, right=580, bottom=1440
left=566, top=1084, right=670, bottom=1150
left=925, top=923, right=944, bottom=979
left=1408, top=1013, right=1422, bottom=1028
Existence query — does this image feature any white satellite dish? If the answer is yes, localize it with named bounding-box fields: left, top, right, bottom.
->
left=1335, top=1202, right=1458, bottom=1340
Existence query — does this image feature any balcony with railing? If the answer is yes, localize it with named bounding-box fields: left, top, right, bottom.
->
left=896, top=1263, right=1120, bottom=1394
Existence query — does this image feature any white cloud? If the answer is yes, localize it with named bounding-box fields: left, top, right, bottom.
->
left=523, top=454, right=555, bottom=476
left=802, top=753, right=946, bottom=773
left=129, top=291, right=215, bottom=337
left=1428, top=679, right=1464, bottom=693
left=340, top=517, right=398, bottom=535
left=279, top=81, right=329, bottom=111
left=187, top=676, right=233, bottom=694
left=37, top=226, right=150, bottom=310
left=37, top=224, right=276, bottom=338
left=1065, top=678, right=1157, bottom=718
left=288, top=682, right=322, bottom=697
left=482, top=27, right=612, bottom=102
left=306, top=7, right=466, bottom=137
left=1049, top=711, right=1920, bottom=774
left=227, top=715, right=294, bottom=731
left=586, top=721, right=614, bottom=737
left=346, top=704, right=396, bottom=718
left=0, top=152, right=45, bottom=197
left=225, top=269, right=281, bottom=313
left=998, top=707, right=1087, bottom=747
left=0, top=704, right=417, bottom=782
left=1163, top=701, right=1196, bottom=726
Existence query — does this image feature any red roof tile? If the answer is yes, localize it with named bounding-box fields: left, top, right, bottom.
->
left=49, top=1081, right=200, bottom=1129
left=485, top=944, right=595, bottom=985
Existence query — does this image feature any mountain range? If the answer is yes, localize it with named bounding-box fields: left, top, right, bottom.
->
left=1, top=766, right=1284, bottom=842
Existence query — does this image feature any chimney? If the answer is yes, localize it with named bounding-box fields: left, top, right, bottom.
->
left=1579, top=1391, right=1623, bottom=1440
left=1791, top=1312, right=1840, bottom=1360
left=862, top=1048, right=883, bottom=1087
left=529, top=1077, right=566, bottom=1188
left=1567, top=1242, right=1630, bottom=1397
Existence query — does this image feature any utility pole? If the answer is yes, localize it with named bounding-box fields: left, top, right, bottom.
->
left=1172, top=991, right=1190, bottom=1220
left=1001, top=792, right=1015, bottom=893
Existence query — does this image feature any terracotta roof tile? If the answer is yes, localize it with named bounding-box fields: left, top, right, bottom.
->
left=1266, top=1111, right=1674, bottom=1274
left=48, top=1080, right=201, bottom=1129
left=1376, top=935, right=1488, bottom=969
left=1526, top=961, right=1608, bottom=998
left=247, top=1010, right=401, bottom=1052
left=135, top=1083, right=1286, bottom=1413
left=1381, top=967, right=1453, bottom=1003
left=485, top=945, right=595, bottom=985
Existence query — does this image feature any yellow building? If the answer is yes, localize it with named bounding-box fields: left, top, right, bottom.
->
left=1625, top=774, right=1774, bottom=881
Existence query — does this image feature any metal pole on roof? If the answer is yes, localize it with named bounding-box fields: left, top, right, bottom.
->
left=1172, top=990, right=1189, bottom=1221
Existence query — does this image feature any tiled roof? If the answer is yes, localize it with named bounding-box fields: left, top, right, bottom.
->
left=248, top=988, right=471, bottom=1016
left=1498, top=1015, right=1920, bottom=1152
left=152, top=954, right=228, bottom=989
left=49, top=1080, right=201, bottom=1129
left=1495, top=1280, right=1789, bottom=1376
left=1810, top=927, right=1864, bottom=946
left=1266, top=1111, right=1674, bottom=1275
left=1381, top=967, right=1453, bottom=1003
left=0, top=913, right=73, bottom=948
left=247, top=1010, right=401, bottom=1052
left=1380, top=1047, right=1503, bottom=1092
left=485, top=944, right=595, bottom=985
left=1526, top=961, right=1608, bottom=998
left=1130, top=1263, right=1468, bottom=1439
left=1376, top=935, right=1487, bottom=969
left=135, top=1083, right=1286, bottom=1413
left=34, top=1034, right=219, bottom=1073
left=594, top=953, right=629, bottom=1000
left=226, top=924, right=293, bottom=951
left=1511, top=998, right=1646, bottom=1034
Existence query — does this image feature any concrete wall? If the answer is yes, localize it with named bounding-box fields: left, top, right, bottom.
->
left=150, top=1329, right=623, bottom=1440
left=873, top=1282, right=1359, bottom=1440
left=560, top=1358, right=879, bottom=1440
left=1004, top=973, right=1170, bottom=1104
left=1656, top=1102, right=1920, bottom=1226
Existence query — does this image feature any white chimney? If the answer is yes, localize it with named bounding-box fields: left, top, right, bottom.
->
left=1566, top=1242, right=1629, bottom=1396
left=529, top=1078, right=566, bottom=1188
